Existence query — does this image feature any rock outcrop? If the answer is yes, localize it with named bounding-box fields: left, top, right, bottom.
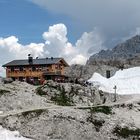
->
left=36, top=80, right=118, bottom=106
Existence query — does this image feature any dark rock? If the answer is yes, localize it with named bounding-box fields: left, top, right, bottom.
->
left=2, top=78, right=13, bottom=84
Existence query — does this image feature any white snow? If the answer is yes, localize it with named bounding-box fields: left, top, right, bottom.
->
left=0, top=111, right=3, bottom=114
left=88, top=67, right=140, bottom=95
left=0, top=126, right=32, bottom=140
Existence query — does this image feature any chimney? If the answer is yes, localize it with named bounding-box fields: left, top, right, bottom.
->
left=28, top=54, right=33, bottom=65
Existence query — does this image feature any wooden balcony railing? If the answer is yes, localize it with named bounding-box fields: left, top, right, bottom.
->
left=43, top=71, right=62, bottom=75
left=7, top=70, right=42, bottom=77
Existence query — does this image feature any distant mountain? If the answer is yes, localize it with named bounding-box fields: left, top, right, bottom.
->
left=66, top=35, right=140, bottom=80
left=87, top=35, right=140, bottom=66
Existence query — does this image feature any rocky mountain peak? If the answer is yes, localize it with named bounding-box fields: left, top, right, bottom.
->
left=87, top=35, right=140, bottom=65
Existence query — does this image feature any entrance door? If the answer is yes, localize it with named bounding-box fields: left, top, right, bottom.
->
left=106, top=70, right=111, bottom=78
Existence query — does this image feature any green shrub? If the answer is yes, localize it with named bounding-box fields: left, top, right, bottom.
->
left=90, top=106, right=112, bottom=115
left=87, top=117, right=105, bottom=132
left=51, top=85, right=74, bottom=106
left=22, top=109, right=46, bottom=118
left=113, top=125, right=140, bottom=138
left=0, top=89, right=10, bottom=97
left=36, top=87, right=46, bottom=96
left=78, top=106, right=112, bottom=115
left=127, top=103, right=133, bottom=109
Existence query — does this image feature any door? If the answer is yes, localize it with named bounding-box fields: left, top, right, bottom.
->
left=106, top=70, right=111, bottom=78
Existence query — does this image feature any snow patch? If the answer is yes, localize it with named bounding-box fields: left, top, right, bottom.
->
left=0, top=126, right=32, bottom=140
left=88, top=67, right=140, bottom=95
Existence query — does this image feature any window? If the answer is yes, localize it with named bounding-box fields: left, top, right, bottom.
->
left=11, top=67, right=14, bottom=72
left=19, top=67, right=23, bottom=71
left=32, top=66, right=36, bottom=71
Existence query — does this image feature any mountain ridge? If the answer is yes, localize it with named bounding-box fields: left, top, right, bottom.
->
left=88, top=35, right=140, bottom=64
left=66, top=35, right=140, bottom=80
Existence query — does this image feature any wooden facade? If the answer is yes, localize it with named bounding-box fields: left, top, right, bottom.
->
left=3, top=57, right=69, bottom=84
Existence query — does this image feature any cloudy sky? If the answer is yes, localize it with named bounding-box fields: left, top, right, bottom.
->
left=0, top=0, right=140, bottom=76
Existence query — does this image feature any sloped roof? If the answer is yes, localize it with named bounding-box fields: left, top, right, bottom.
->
left=3, top=58, right=69, bottom=67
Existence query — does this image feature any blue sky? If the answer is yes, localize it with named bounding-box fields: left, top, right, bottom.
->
left=1, top=0, right=140, bottom=48
left=0, top=0, right=86, bottom=44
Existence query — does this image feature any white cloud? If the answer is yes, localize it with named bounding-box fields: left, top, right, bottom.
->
left=0, top=65, right=5, bottom=77
left=121, top=27, right=140, bottom=42
left=135, top=28, right=140, bottom=35
left=0, top=36, right=45, bottom=76
left=0, top=36, right=44, bottom=59
left=30, top=0, right=140, bottom=49
left=42, top=24, right=105, bottom=64
left=0, top=23, right=104, bottom=76
left=71, top=54, right=87, bottom=65
left=76, top=29, right=105, bottom=56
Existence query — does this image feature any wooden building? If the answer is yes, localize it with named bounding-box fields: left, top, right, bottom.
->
left=2, top=56, right=69, bottom=84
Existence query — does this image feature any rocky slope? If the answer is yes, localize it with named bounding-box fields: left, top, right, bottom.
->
left=0, top=81, right=140, bottom=139
left=2, top=103, right=140, bottom=140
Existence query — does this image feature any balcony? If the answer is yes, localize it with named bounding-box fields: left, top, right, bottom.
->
left=43, top=70, right=62, bottom=75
